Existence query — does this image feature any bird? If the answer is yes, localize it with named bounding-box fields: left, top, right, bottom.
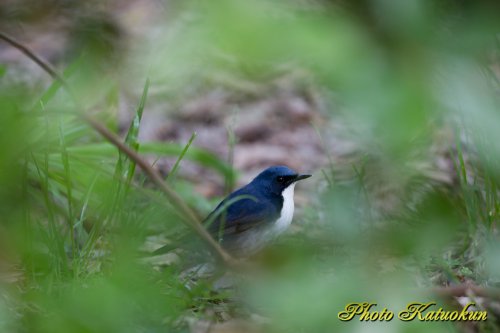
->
left=153, top=165, right=312, bottom=258
left=203, top=165, right=311, bottom=257
left=154, top=166, right=311, bottom=258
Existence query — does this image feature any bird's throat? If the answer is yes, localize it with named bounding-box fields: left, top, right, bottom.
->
left=274, top=183, right=296, bottom=233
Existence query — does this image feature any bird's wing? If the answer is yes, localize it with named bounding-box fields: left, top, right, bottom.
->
left=205, top=191, right=280, bottom=240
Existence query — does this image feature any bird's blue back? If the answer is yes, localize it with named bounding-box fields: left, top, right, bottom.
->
left=203, top=165, right=302, bottom=254
left=205, top=180, right=283, bottom=242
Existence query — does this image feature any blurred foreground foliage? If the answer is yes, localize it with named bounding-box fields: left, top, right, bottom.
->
left=1, top=0, right=500, bottom=332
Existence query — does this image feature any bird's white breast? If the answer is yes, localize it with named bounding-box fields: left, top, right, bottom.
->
left=235, top=183, right=296, bottom=256
left=274, top=183, right=296, bottom=234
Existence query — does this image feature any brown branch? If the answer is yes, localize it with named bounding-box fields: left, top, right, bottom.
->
left=0, top=31, right=236, bottom=266
left=0, top=32, right=67, bottom=88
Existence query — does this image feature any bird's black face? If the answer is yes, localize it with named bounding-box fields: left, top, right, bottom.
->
left=275, top=174, right=310, bottom=188
left=253, top=166, right=311, bottom=194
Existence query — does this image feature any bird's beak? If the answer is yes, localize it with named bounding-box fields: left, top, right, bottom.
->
left=295, top=174, right=312, bottom=181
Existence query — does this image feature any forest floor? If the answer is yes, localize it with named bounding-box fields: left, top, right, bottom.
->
left=1, top=2, right=499, bottom=333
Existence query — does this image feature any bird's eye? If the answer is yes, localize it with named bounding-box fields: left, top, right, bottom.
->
left=277, top=176, right=284, bottom=183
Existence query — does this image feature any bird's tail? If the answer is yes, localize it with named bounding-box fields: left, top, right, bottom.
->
left=149, top=232, right=202, bottom=256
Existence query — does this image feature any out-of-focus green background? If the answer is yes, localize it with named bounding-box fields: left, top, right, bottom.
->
left=1, top=0, right=500, bottom=332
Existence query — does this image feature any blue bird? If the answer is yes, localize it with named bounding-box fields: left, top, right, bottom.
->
left=153, top=166, right=311, bottom=258
left=203, top=165, right=311, bottom=257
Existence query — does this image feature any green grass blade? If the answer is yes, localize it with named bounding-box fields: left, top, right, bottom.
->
left=59, top=121, right=76, bottom=262
left=65, top=142, right=234, bottom=181
left=125, top=78, right=150, bottom=184
left=115, top=78, right=150, bottom=184
left=33, top=57, right=82, bottom=111
left=165, top=132, right=197, bottom=183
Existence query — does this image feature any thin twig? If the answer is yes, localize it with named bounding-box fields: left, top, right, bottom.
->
left=0, top=31, right=236, bottom=266
left=0, top=32, right=67, bottom=85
